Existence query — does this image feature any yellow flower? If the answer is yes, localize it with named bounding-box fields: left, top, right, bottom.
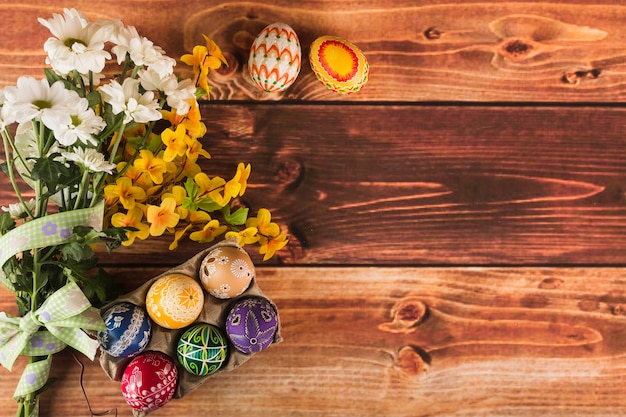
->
left=185, top=136, right=210, bottom=162
left=226, top=227, right=259, bottom=247
left=246, top=208, right=280, bottom=237
left=235, top=162, right=251, bottom=196
left=194, top=172, right=228, bottom=206
left=203, top=34, right=228, bottom=68
left=169, top=224, right=192, bottom=250
left=104, top=177, right=146, bottom=210
left=162, top=185, right=188, bottom=219
left=117, top=161, right=153, bottom=190
left=181, top=36, right=227, bottom=95
left=223, top=176, right=242, bottom=201
left=183, top=103, right=206, bottom=138
left=189, top=219, right=228, bottom=243
left=146, top=197, right=180, bottom=236
left=134, top=149, right=168, bottom=184
left=111, top=206, right=150, bottom=246
left=161, top=124, right=188, bottom=162
left=187, top=209, right=212, bottom=224
left=259, top=234, right=288, bottom=261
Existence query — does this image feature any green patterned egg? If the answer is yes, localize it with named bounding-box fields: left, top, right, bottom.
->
left=177, top=323, right=228, bottom=376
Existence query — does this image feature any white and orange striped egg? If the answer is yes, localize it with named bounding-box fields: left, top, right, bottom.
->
left=248, top=22, right=301, bottom=93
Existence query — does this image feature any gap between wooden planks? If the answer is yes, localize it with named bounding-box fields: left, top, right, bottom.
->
left=0, top=266, right=625, bottom=416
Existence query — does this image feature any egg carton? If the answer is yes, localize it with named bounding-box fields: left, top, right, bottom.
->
left=98, top=238, right=282, bottom=416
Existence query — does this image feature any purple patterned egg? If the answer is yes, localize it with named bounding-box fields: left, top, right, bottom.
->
left=99, top=302, right=151, bottom=358
left=226, top=297, right=278, bottom=354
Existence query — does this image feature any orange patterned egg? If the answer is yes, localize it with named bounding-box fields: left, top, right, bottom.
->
left=145, top=274, right=204, bottom=329
left=248, top=22, right=301, bottom=93
left=309, top=35, right=369, bottom=94
left=199, top=246, right=255, bottom=299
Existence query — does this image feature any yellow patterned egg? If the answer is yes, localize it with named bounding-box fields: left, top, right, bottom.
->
left=248, top=22, right=301, bottom=93
left=146, top=274, right=204, bottom=329
left=309, top=35, right=369, bottom=94
left=199, top=246, right=255, bottom=299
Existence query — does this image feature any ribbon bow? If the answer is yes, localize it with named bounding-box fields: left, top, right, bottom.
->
left=0, top=281, right=105, bottom=371
left=0, top=281, right=106, bottom=408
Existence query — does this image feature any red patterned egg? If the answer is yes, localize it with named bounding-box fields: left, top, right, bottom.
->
left=248, top=22, right=301, bottom=92
left=146, top=274, right=204, bottom=329
left=199, top=246, right=255, bottom=299
left=121, top=351, right=178, bottom=412
left=309, top=35, right=369, bottom=94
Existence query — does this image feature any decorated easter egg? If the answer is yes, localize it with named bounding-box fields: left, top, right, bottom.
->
left=226, top=296, right=278, bottom=354
left=309, top=35, right=369, bottom=94
left=199, top=246, right=255, bottom=299
left=121, top=351, right=178, bottom=412
left=146, top=274, right=204, bottom=329
left=177, top=323, right=228, bottom=376
left=248, top=22, right=301, bottom=92
left=98, top=302, right=151, bottom=358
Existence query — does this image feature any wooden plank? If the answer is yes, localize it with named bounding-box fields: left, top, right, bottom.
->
left=2, top=1, right=626, bottom=101
left=1, top=266, right=625, bottom=416
left=1, top=104, right=614, bottom=266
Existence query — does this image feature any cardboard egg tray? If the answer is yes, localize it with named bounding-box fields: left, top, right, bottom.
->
left=98, top=239, right=282, bottom=414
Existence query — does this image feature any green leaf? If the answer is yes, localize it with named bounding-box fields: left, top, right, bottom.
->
left=222, top=206, right=249, bottom=225
left=0, top=212, right=16, bottom=235
left=182, top=196, right=198, bottom=211
left=43, top=68, right=63, bottom=85
left=197, top=198, right=222, bottom=212
left=184, top=177, right=198, bottom=199
left=30, top=156, right=81, bottom=194
left=61, top=240, right=95, bottom=262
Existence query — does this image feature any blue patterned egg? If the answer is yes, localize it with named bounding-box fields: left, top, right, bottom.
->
left=99, top=302, right=152, bottom=358
left=177, top=323, right=228, bottom=376
left=226, top=297, right=278, bottom=354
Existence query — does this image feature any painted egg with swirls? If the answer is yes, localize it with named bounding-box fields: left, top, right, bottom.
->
left=199, top=246, right=255, bottom=299
left=248, top=22, right=301, bottom=92
left=121, top=351, right=178, bottom=412
left=145, top=274, right=204, bottom=329
left=226, top=296, right=278, bottom=354
left=98, top=302, right=151, bottom=358
left=177, top=323, right=228, bottom=376
left=309, top=35, right=369, bottom=94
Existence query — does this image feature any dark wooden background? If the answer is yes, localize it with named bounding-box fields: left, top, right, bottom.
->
left=1, top=1, right=626, bottom=416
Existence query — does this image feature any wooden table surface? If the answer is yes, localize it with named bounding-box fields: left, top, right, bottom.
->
left=1, top=1, right=626, bottom=416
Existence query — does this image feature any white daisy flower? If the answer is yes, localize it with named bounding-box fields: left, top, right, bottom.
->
left=138, top=68, right=177, bottom=94
left=1, top=199, right=35, bottom=218
left=62, top=147, right=116, bottom=174
left=110, top=25, right=141, bottom=65
left=55, top=97, right=106, bottom=146
left=38, top=8, right=113, bottom=75
left=3, top=77, right=78, bottom=131
left=165, top=79, right=196, bottom=116
left=98, top=78, right=162, bottom=124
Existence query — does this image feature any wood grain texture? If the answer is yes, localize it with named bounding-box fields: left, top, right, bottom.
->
left=2, top=1, right=626, bottom=101
left=1, top=266, right=626, bottom=417
left=1, top=103, right=615, bottom=266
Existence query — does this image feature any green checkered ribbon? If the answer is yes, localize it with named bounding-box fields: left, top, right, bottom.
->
left=0, top=280, right=106, bottom=410
left=0, top=201, right=105, bottom=291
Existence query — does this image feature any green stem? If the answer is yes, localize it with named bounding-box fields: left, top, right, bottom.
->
left=0, top=128, right=31, bottom=219
left=73, top=170, right=91, bottom=210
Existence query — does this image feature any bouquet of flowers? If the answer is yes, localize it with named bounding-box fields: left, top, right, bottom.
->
left=0, top=8, right=287, bottom=417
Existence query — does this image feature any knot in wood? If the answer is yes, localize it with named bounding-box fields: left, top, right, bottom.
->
left=378, top=298, right=428, bottom=334
left=395, top=346, right=429, bottom=377
left=423, top=27, right=442, bottom=40
left=503, top=39, right=533, bottom=58
left=276, top=159, right=304, bottom=188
